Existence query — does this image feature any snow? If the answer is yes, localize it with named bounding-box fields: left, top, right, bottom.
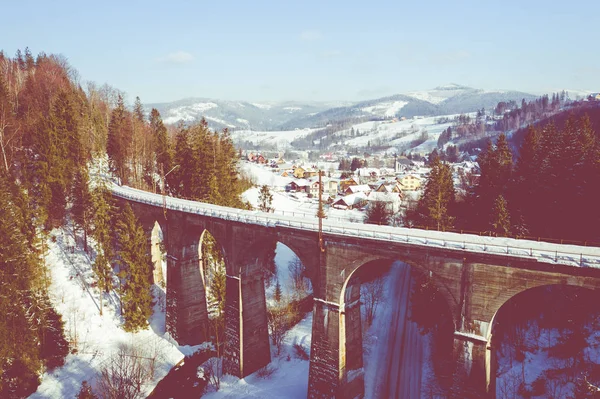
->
left=250, top=103, right=272, bottom=110
left=111, top=184, right=600, bottom=269
left=202, top=313, right=313, bottom=399
left=361, top=100, right=408, bottom=117
left=340, top=115, right=454, bottom=152
left=29, top=228, right=186, bottom=399
left=163, top=102, right=218, bottom=124
left=241, top=162, right=293, bottom=189
left=204, top=116, right=236, bottom=128
left=283, top=106, right=302, bottom=111
left=231, top=128, right=318, bottom=148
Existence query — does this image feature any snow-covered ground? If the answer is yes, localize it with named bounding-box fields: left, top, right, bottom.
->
left=231, top=128, right=318, bottom=149
left=496, top=317, right=600, bottom=398
left=30, top=228, right=188, bottom=399
left=202, top=313, right=313, bottom=399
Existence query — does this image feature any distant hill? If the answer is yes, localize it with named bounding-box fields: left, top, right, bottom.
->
left=145, top=98, right=346, bottom=131
left=148, top=84, right=539, bottom=131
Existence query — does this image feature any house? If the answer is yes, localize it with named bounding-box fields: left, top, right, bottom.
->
left=373, top=181, right=390, bottom=193
left=308, top=181, right=321, bottom=197
left=332, top=192, right=368, bottom=210
left=293, top=166, right=306, bottom=179
left=394, top=156, right=414, bottom=173
left=281, top=170, right=292, bottom=178
left=256, top=154, right=267, bottom=164
left=344, top=184, right=371, bottom=196
left=366, top=191, right=402, bottom=213
left=390, top=183, right=403, bottom=193
left=339, top=177, right=360, bottom=192
left=288, top=179, right=309, bottom=192
left=303, top=169, right=319, bottom=178
left=322, top=178, right=339, bottom=197
left=306, top=178, right=338, bottom=197
left=397, top=175, right=422, bottom=191
left=589, top=93, right=600, bottom=101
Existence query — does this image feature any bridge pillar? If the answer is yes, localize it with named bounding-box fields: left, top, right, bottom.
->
left=308, top=298, right=364, bottom=399
left=164, top=223, right=209, bottom=345
left=452, top=334, right=493, bottom=398
left=223, top=263, right=270, bottom=377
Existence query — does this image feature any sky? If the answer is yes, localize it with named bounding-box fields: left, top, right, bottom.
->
left=2, top=0, right=599, bottom=104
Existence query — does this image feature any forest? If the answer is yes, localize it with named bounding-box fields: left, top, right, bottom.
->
left=0, top=49, right=249, bottom=398
left=409, top=111, right=600, bottom=244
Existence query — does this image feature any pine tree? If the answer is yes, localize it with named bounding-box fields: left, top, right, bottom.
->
left=170, top=125, right=193, bottom=197
left=414, top=157, right=456, bottom=230
left=470, top=134, right=513, bottom=231
left=189, top=120, right=216, bottom=201
left=365, top=200, right=392, bottom=225
left=76, top=380, right=98, bottom=399
left=149, top=108, right=171, bottom=189
left=72, top=166, right=93, bottom=252
left=106, top=95, right=132, bottom=184
left=511, top=125, right=540, bottom=234
left=491, top=195, right=511, bottom=236
left=90, top=182, right=114, bottom=314
left=0, top=177, right=45, bottom=397
left=116, top=203, right=153, bottom=332
left=258, top=185, right=273, bottom=212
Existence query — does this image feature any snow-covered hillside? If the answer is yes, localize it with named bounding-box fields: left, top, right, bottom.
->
left=30, top=228, right=187, bottom=398
left=146, top=98, right=340, bottom=131
left=146, top=84, right=538, bottom=131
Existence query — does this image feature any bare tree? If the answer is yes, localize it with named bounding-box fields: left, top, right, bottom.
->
left=268, top=305, right=288, bottom=356
left=361, top=278, right=385, bottom=328
left=199, top=357, right=222, bottom=392
left=97, top=343, right=159, bottom=399
left=288, top=257, right=311, bottom=299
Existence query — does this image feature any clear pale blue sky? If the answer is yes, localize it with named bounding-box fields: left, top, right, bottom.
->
left=2, top=0, right=598, bottom=103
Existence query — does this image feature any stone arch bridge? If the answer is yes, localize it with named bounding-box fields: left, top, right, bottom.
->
left=111, top=185, right=600, bottom=398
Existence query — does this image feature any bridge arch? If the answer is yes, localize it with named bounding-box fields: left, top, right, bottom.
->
left=337, top=257, right=458, bottom=397
left=486, top=283, right=600, bottom=394
left=339, top=254, right=460, bottom=328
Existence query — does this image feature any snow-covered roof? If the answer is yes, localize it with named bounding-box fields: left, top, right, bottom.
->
left=367, top=192, right=401, bottom=203
left=346, top=184, right=371, bottom=193
left=333, top=192, right=367, bottom=207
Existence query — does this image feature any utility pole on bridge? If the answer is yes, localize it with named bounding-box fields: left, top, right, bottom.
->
left=317, top=170, right=326, bottom=253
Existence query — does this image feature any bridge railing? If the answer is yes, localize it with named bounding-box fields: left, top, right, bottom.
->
left=111, top=184, right=600, bottom=269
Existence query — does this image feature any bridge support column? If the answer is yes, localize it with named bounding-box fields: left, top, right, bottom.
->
left=165, top=233, right=209, bottom=345
left=308, top=298, right=364, bottom=399
left=223, top=269, right=270, bottom=377
left=453, top=333, right=493, bottom=398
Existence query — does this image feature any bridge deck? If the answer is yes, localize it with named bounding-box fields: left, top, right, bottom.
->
left=111, top=184, right=600, bottom=268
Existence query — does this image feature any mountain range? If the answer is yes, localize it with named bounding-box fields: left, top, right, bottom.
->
left=146, top=84, right=542, bottom=131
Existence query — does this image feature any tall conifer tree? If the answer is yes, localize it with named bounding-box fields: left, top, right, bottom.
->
left=116, top=203, right=153, bottom=332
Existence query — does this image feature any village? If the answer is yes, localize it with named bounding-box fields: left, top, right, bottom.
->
left=242, top=150, right=478, bottom=225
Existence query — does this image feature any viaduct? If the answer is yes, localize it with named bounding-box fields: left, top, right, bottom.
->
left=112, top=184, right=600, bottom=398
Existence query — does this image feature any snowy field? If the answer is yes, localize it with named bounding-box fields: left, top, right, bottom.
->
left=30, top=228, right=188, bottom=398
left=202, top=313, right=313, bottom=399
left=231, top=128, right=319, bottom=148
